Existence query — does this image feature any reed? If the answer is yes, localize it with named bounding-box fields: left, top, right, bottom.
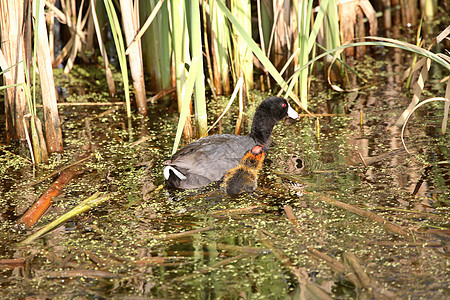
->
left=1, top=0, right=446, bottom=157
left=103, top=0, right=132, bottom=118
left=294, top=0, right=314, bottom=108
left=140, top=0, right=172, bottom=94
left=170, top=0, right=194, bottom=142
left=0, top=0, right=28, bottom=142
left=215, top=0, right=305, bottom=110
left=170, top=0, right=188, bottom=110
left=34, top=0, right=63, bottom=153
left=209, top=0, right=231, bottom=95
left=120, top=0, right=147, bottom=115
left=188, top=1, right=208, bottom=137
left=171, top=57, right=201, bottom=155
left=91, top=0, right=116, bottom=97
left=230, top=0, right=253, bottom=92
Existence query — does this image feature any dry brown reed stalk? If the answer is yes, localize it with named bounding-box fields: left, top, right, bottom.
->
left=125, top=0, right=164, bottom=55
left=60, top=0, right=91, bottom=73
left=46, top=0, right=56, bottom=61
left=90, top=0, right=116, bottom=97
left=18, top=167, right=79, bottom=228
left=357, top=152, right=367, bottom=167
left=272, top=171, right=413, bottom=240
left=343, top=252, right=397, bottom=299
left=35, top=0, right=63, bottom=153
left=297, top=113, right=346, bottom=117
left=119, top=0, right=147, bottom=115
left=37, top=101, right=125, bottom=107
left=309, top=249, right=397, bottom=299
left=153, top=226, right=215, bottom=241
left=316, top=193, right=412, bottom=240
left=24, top=153, right=94, bottom=188
left=0, top=1, right=28, bottom=141
left=33, top=116, right=49, bottom=162
left=214, top=243, right=270, bottom=255
left=256, top=229, right=333, bottom=299
left=308, top=249, right=360, bottom=286
left=46, top=269, right=122, bottom=279
left=172, top=254, right=249, bottom=282
left=380, top=0, right=392, bottom=30
left=361, top=148, right=407, bottom=166
left=256, top=0, right=271, bottom=90
left=0, top=147, right=32, bottom=163
left=365, top=240, right=443, bottom=247
left=396, top=57, right=431, bottom=126
left=209, top=0, right=231, bottom=95
left=133, top=256, right=186, bottom=266
left=202, top=1, right=216, bottom=98
left=287, top=204, right=398, bottom=295
left=208, top=205, right=261, bottom=216
left=338, top=0, right=377, bottom=57
left=270, top=0, right=290, bottom=69
left=146, top=86, right=176, bottom=103
left=283, top=205, right=302, bottom=235
left=0, top=259, right=26, bottom=269
left=400, top=0, right=418, bottom=27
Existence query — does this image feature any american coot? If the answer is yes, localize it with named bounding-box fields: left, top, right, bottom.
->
left=221, top=145, right=265, bottom=196
left=164, top=96, right=299, bottom=189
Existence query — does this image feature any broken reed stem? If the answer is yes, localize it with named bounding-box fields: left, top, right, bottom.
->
left=317, top=194, right=412, bottom=240
left=343, top=251, right=397, bottom=299
left=308, top=248, right=396, bottom=299
left=343, top=252, right=372, bottom=289
left=214, top=243, right=270, bottom=255
left=275, top=171, right=412, bottom=240
left=283, top=205, right=302, bottom=235
left=90, top=0, right=116, bottom=96
left=0, top=147, right=32, bottom=163
left=256, top=229, right=332, bottom=299
left=146, top=86, right=176, bottom=103
left=34, top=86, right=176, bottom=107
left=0, top=259, right=26, bottom=268
left=357, top=152, right=367, bottom=167
left=119, top=0, right=147, bottom=115
left=36, top=102, right=125, bottom=107
left=172, top=254, right=249, bottom=282
left=24, top=153, right=93, bottom=188
left=308, top=249, right=347, bottom=273
left=18, top=167, right=79, bottom=228
left=153, top=226, right=215, bottom=240
left=18, top=192, right=110, bottom=245
left=208, top=205, right=260, bottom=216
left=35, top=0, right=63, bottom=153
left=298, top=113, right=346, bottom=117
left=45, top=269, right=121, bottom=279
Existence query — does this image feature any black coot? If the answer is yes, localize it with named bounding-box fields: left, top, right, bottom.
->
left=164, top=96, right=298, bottom=189
left=221, top=145, right=265, bottom=196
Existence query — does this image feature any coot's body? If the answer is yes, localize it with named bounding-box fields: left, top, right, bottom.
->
left=164, top=97, right=298, bottom=190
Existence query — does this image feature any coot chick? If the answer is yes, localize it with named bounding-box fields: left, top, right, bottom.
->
left=164, top=96, right=298, bottom=189
left=221, top=145, right=265, bottom=196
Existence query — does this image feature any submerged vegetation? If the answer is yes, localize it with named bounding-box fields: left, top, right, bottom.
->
left=0, top=0, right=449, bottom=298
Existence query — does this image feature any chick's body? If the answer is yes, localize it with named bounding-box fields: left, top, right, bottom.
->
left=221, top=145, right=265, bottom=196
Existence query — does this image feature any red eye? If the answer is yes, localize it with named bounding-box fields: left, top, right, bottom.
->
left=282, top=103, right=286, bottom=107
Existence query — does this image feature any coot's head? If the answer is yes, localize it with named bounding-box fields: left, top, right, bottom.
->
left=259, top=97, right=299, bottom=121
left=250, top=97, right=298, bottom=145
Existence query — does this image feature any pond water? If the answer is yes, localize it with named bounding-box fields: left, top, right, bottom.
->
left=0, top=48, right=449, bottom=299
